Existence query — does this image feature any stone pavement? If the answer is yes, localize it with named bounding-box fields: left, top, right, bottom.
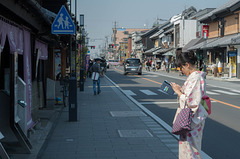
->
left=37, top=76, right=178, bottom=159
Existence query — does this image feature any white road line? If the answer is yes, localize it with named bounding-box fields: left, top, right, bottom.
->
left=122, top=90, right=136, bottom=96
left=157, top=89, right=177, bottom=95
left=206, top=84, right=240, bottom=93
left=140, top=90, right=158, bottom=95
left=206, top=91, right=220, bottom=95
left=140, top=101, right=217, bottom=105
left=212, top=90, right=240, bottom=95
left=143, top=75, right=159, bottom=77
left=140, top=102, right=179, bottom=105
left=143, top=71, right=240, bottom=95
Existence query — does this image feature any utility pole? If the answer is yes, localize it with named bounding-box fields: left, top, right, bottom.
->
left=75, top=0, right=77, bottom=77
left=68, top=0, right=77, bottom=121
left=105, top=36, right=108, bottom=58
left=70, top=1, right=72, bottom=75
left=113, top=21, right=117, bottom=59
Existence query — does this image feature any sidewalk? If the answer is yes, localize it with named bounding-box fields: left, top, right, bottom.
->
left=37, top=76, right=178, bottom=159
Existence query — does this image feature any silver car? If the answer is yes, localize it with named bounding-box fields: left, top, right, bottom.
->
left=124, top=58, right=142, bottom=75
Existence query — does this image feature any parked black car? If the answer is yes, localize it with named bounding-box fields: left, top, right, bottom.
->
left=123, top=58, right=142, bottom=75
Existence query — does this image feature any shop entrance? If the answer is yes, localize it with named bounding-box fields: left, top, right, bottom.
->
left=228, top=51, right=237, bottom=77
left=0, top=37, right=32, bottom=154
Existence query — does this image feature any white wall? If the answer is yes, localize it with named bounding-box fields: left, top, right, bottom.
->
left=180, top=20, right=197, bottom=47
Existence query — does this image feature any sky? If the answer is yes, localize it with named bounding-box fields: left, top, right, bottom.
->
left=70, top=0, right=230, bottom=54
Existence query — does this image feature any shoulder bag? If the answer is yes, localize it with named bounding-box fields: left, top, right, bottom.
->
left=91, top=72, right=99, bottom=81
left=172, top=106, right=192, bottom=135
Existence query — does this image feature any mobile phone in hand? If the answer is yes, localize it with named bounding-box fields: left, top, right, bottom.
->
left=159, top=80, right=174, bottom=95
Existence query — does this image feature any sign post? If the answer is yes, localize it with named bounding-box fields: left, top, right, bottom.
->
left=52, top=5, right=77, bottom=121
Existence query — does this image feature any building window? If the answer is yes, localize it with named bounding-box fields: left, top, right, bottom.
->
left=220, top=18, right=225, bottom=37
left=175, top=24, right=180, bottom=46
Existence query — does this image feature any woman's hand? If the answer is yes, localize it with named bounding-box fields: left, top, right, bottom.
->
left=170, top=82, right=182, bottom=97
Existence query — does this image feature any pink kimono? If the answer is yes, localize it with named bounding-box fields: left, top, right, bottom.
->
left=174, top=71, right=208, bottom=159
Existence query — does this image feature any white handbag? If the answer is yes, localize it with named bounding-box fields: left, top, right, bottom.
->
left=91, top=72, right=99, bottom=80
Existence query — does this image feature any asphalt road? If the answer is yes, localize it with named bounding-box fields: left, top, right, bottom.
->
left=105, top=66, right=240, bottom=159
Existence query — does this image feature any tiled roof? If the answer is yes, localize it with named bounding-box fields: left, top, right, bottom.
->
left=199, top=0, right=240, bottom=22
left=182, top=38, right=204, bottom=52
left=150, top=30, right=164, bottom=39
left=141, top=26, right=159, bottom=37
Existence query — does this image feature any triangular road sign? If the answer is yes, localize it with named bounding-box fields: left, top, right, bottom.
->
left=51, top=5, right=75, bottom=34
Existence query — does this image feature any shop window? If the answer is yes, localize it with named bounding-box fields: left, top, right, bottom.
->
left=175, top=24, right=180, bottom=46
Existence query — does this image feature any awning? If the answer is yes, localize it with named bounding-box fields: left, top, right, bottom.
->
left=154, top=48, right=173, bottom=55
left=159, top=48, right=172, bottom=53
left=205, top=34, right=237, bottom=48
left=153, top=47, right=163, bottom=55
left=162, top=51, right=173, bottom=56
left=220, top=34, right=240, bottom=46
left=164, top=27, right=174, bottom=34
left=188, top=37, right=218, bottom=50
left=182, top=38, right=204, bottom=52
left=188, top=34, right=240, bottom=50
left=143, top=47, right=157, bottom=55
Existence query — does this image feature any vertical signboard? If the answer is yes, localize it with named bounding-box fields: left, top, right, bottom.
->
left=85, top=54, right=90, bottom=72
left=202, top=25, right=209, bottom=37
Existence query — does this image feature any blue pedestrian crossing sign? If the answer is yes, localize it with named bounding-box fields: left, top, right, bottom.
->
left=51, top=5, right=75, bottom=34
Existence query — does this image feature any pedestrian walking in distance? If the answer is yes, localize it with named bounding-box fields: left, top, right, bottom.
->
left=170, top=51, right=208, bottom=159
left=89, top=58, right=101, bottom=95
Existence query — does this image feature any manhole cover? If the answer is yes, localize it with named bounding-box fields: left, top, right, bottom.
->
left=110, top=111, right=146, bottom=117
left=118, top=130, right=153, bottom=137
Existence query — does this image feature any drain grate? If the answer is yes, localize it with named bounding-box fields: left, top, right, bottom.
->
left=118, top=130, right=153, bottom=137
left=110, top=111, right=146, bottom=117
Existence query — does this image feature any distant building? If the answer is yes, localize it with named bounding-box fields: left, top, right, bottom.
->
left=113, top=28, right=148, bottom=61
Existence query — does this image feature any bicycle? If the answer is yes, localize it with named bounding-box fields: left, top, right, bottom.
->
left=60, top=76, right=69, bottom=107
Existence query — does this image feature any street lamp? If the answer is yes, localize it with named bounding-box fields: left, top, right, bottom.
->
left=80, top=14, right=84, bottom=27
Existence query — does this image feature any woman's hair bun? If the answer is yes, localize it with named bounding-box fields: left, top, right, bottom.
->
left=175, top=51, right=197, bottom=67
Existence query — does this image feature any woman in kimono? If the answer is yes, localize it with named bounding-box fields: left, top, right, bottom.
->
left=171, top=52, right=208, bottom=159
